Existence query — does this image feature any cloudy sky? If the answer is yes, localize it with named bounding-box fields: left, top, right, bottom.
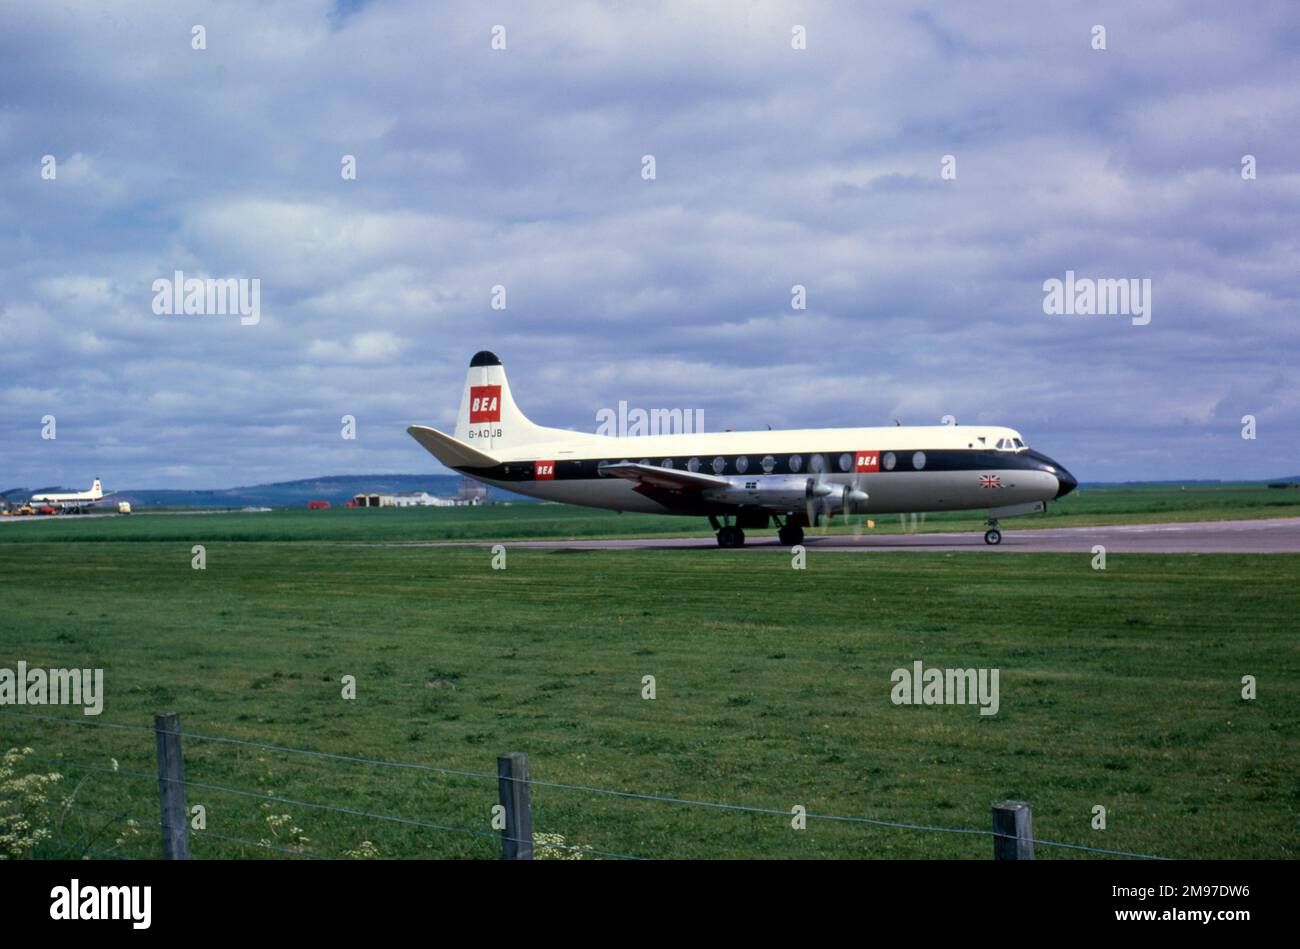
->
left=2, top=0, right=1297, bottom=490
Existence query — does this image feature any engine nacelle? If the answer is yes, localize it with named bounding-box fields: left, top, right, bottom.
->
left=703, top=476, right=820, bottom=510
left=703, top=476, right=869, bottom=514
left=841, top=486, right=870, bottom=514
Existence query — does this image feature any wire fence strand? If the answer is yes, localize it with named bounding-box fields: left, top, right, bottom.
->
left=191, top=828, right=332, bottom=859
left=7, top=711, right=1169, bottom=859
left=43, top=838, right=135, bottom=860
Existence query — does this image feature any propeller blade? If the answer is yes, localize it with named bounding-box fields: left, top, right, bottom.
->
left=805, top=474, right=831, bottom=533
left=840, top=475, right=868, bottom=533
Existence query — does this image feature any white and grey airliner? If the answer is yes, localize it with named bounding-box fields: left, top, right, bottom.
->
left=29, top=479, right=109, bottom=513
left=408, top=352, right=1077, bottom=547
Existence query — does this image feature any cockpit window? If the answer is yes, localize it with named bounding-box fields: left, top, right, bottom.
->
left=1013, top=438, right=1026, bottom=449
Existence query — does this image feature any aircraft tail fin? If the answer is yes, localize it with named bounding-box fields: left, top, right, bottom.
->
left=91, top=479, right=102, bottom=499
left=452, top=351, right=550, bottom=453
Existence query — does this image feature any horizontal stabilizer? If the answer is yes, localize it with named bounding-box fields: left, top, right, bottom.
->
left=406, top=425, right=500, bottom=469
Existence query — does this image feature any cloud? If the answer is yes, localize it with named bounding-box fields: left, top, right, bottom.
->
left=0, top=0, right=1296, bottom=489
left=307, top=330, right=404, bottom=363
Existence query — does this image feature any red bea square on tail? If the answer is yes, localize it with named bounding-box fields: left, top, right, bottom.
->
left=534, top=461, right=556, bottom=480
left=469, top=385, right=502, bottom=423
left=855, top=451, right=880, bottom=472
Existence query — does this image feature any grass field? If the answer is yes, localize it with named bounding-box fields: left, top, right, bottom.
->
left=1, top=508, right=1297, bottom=860
left=1, top=482, right=1299, bottom=545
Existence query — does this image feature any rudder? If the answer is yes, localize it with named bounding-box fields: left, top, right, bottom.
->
left=453, top=351, right=545, bottom=453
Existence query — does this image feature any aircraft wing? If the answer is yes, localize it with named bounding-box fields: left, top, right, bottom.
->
left=598, top=462, right=730, bottom=491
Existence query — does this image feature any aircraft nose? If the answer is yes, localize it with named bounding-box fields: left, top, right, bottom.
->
left=1054, top=464, right=1078, bottom=499
left=1026, top=450, right=1077, bottom=498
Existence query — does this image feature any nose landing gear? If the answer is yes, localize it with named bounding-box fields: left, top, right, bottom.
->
left=983, top=518, right=1002, bottom=545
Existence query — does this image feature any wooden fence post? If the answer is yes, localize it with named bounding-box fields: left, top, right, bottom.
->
left=497, top=752, right=533, bottom=860
left=155, top=712, right=189, bottom=860
left=992, top=800, right=1033, bottom=860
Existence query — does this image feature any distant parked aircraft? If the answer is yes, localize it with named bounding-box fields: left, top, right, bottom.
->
left=29, top=479, right=110, bottom=513
left=408, top=352, right=1077, bottom=547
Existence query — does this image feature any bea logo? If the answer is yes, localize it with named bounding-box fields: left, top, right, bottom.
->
left=855, top=451, right=880, bottom=472
left=469, top=385, right=502, bottom=423
left=535, top=460, right=555, bottom=480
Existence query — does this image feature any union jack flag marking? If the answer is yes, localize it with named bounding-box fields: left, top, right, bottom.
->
left=979, top=475, right=1002, bottom=488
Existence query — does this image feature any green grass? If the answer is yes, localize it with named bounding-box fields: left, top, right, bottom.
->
left=1, top=482, right=1298, bottom=544
left=1, top=537, right=1296, bottom=860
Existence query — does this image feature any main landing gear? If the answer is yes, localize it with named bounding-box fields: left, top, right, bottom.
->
left=709, top=512, right=805, bottom=549
left=717, top=525, right=746, bottom=548
left=984, top=518, right=1002, bottom=545
left=709, top=515, right=746, bottom=548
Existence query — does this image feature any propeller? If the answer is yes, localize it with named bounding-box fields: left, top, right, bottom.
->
left=840, top=474, right=869, bottom=539
left=805, top=471, right=833, bottom=534
left=899, top=511, right=928, bottom=534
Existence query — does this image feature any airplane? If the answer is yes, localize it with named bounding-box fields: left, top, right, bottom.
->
left=407, top=352, right=1078, bottom=548
left=29, top=479, right=110, bottom=514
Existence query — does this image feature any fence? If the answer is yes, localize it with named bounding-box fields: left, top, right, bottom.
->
left=0, top=708, right=1169, bottom=861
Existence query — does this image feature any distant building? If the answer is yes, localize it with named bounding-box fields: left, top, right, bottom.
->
left=458, top=478, right=488, bottom=503
left=387, top=491, right=440, bottom=508
left=352, top=491, right=482, bottom=508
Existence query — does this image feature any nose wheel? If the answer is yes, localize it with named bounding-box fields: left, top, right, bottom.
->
left=983, top=518, right=1002, bottom=545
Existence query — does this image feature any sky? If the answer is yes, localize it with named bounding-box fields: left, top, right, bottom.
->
left=1, top=0, right=1297, bottom=490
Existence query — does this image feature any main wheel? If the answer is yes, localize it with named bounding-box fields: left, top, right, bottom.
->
left=778, top=524, right=804, bottom=546
left=716, top=526, right=746, bottom=548
left=984, top=528, right=1002, bottom=545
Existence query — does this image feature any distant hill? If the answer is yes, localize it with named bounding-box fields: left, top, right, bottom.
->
left=1, top=475, right=530, bottom=509
left=1081, top=478, right=1299, bottom=487
left=3, top=474, right=1295, bottom=510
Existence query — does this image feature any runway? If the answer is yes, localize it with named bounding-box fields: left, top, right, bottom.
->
left=400, top=517, right=1300, bottom=554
